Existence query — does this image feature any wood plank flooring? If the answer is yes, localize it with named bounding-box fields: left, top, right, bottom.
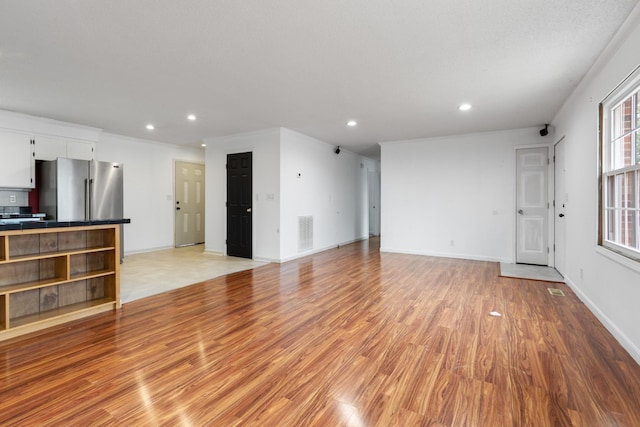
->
left=1, top=238, right=639, bottom=426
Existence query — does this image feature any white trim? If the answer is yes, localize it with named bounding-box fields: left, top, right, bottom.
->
left=599, top=67, right=640, bottom=261
left=253, top=256, right=277, bottom=263
left=379, top=247, right=511, bottom=263
left=101, top=131, right=203, bottom=153
left=277, top=237, right=369, bottom=263
left=278, top=244, right=341, bottom=263
left=125, top=244, right=174, bottom=256
left=204, top=127, right=281, bottom=145
left=380, top=126, right=544, bottom=147
left=202, top=249, right=225, bottom=257
left=551, top=136, right=567, bottom=271
left=596, top=245, right=640, bottom=273
left=564, top=274, right=640, bottom=365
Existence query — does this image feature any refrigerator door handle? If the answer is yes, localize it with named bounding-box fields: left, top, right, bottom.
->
left=89, top=178, right=94, bottom=220
left=85, top=178, right=91, bottom=220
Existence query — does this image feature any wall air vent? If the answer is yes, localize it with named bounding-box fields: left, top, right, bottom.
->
left=298, top=216, right=313, bottom=252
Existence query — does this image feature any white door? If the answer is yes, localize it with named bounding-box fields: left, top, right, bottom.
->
left=175, top=161, right=205, bottom=247
left=554, top=138, right=567, bottom=275
left=368, top=170, right=380, bottom=236
left=516, top=147, right=549, bottom=265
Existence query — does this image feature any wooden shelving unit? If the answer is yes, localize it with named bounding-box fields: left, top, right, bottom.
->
left=0, top=224, right=120, bottom=341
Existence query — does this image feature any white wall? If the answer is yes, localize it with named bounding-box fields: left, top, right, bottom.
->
left=280, top=129, right=374, bottom=261
left=380, top=128, right=548, bottom=262
left=203, top=128, right=281, bottom=261
left=550, top=5, right=640, bottom=363
left=203, top=127, right=373, bottom=263
left=97, top=133, right=204, bottom=254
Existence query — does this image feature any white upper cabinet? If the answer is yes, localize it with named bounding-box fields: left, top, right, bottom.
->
left=34, top=135, right=95, bottom=161
left=33, top=134, right=67, bottom=160
left=0, top=129, right=35, bottom=189
left=66, top=139, right=95, bottom=160
left=0, top=111, right=100, bottom=184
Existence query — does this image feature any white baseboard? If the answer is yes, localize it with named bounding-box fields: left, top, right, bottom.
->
left=124, top=245, right=174, bottom=256
left=277, top=236, right=369, bottom=263
left=202, top=249, right=225, bottom=256
left=379, top=247, right=510, bottom=263
left=564, top=275, right=640, bottom=366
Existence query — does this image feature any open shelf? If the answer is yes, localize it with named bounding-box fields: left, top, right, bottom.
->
left=0, top=277, right=68, bottom=295
left=10, top=298, right=116, bottom=329
left=1, top=246, right=116, bottom=264
left=0, top=256, right=67, bottom=289
left=70, top=269, right=115, bottom=282
left=0, top=225, right=121, bottom=341
left=0, top=236, right=7, bottom=262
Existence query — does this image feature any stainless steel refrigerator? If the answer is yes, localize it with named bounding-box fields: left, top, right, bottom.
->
left=40, top=158, right=124, bottom=260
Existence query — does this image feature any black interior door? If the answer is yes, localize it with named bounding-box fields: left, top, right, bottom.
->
left=227, top=152, right=252, bottom=258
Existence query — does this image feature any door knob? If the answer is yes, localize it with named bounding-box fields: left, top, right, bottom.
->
left=176, top=207, right=181, bottom=211
left=247, top=208, right=252, bottom=213
left=518, top=209, right=524, bottom=215
left=559, top=213, right=565, bottom=218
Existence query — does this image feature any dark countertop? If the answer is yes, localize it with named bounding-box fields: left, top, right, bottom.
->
left=0, top=218, right=131, bottom=231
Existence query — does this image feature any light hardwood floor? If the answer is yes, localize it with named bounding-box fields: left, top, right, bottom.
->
left=1, top=238, right=639, bottom=426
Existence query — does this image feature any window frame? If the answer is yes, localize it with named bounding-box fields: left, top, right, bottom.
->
left=599, top=67, right=640, bottom=262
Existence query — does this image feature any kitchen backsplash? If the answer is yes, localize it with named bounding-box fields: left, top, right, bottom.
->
left=0, top=189, right=29, bottom=206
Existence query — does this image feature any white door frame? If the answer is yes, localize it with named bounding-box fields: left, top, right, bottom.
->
left=553, top=136, right=567, bottom=274
left=368, top=169, right=381, bottom=236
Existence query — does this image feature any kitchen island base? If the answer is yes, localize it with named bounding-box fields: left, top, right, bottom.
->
left=0, top=224, right=121, bottom=341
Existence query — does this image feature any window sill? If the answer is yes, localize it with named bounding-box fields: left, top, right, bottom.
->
left=596, top=245, right=640, bottom=274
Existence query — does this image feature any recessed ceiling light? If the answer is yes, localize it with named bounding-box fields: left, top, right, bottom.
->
left=187, top=114, right=196, bottom=121
left=346, top=120, right=357, bottom=127
left=201, top=143, right=206, bottom=147
left=146, top=124, right=155, bottom=130
left=459, top=103, right=472, bottom=111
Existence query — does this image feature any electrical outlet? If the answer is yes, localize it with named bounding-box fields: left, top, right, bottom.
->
left=10, top=195, right=17, bottom=203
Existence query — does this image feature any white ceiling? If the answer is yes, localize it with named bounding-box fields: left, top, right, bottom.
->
left=0, top=0, right=638, bottom=159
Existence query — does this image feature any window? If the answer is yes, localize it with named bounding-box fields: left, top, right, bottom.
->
left=600, top=67, right=640, bottom=261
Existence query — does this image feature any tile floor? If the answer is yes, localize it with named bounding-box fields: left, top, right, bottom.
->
left=499, top=262, right=564, bottom=282
left=119, top=245, right=267, bottom=303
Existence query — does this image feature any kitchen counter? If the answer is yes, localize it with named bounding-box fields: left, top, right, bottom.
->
left=0, top=218, right=131, bottom=231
